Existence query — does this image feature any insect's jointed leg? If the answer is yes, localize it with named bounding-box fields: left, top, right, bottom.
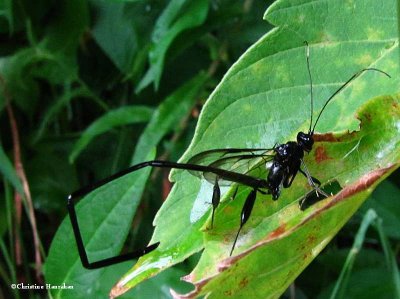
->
left=211, top=177, right=221, bottom=228
left=230, top=185, right=239, bottom=201
left=67, top=194, right=159, bottom=269
left=230, top=188, right=257, bottom=256
left=299, top=159, right=329, bottom=208
left=299, top=168, right=321, bottom=187
left=283, top=159, right=301, bottom=188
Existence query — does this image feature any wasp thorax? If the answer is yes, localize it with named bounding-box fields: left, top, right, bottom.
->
left=274, top=142, right=297, bottom=162
left=275, top=143, right=290, bottom=158
left=297, top=131, right=314, bottom=152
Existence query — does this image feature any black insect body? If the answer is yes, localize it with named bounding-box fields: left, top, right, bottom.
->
left=67, top=42, right=390, bottom=269
left=268, top=132, right=323, bottom=199
left=224, top=132, right=327, bottom=255
left=269, top=138, right=308, bottom=200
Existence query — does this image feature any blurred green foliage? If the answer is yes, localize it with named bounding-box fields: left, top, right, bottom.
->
left=0, top=0, right=399, bottom=298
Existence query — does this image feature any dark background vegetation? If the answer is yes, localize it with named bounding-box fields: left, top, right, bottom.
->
left=0, top=0, right=399, bottom=298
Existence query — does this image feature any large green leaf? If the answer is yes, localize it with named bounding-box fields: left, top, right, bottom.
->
left=45, top=72, right=208, bottom=299
left=53, top=260, right=192, bottom=299
left=111, top=0, right=400, bottom=297
left=45, top=149, right=155, bottom=299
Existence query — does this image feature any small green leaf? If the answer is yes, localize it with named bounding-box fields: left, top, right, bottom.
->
left=136, top=0, right=209, bottom=92
left=0, top=49, right=41, bottom=114
left=26, top=145, right=79, bottom=214
left=0, top=47, right=78, bottom=115
left=91, top=0, right=139, bottom=73
left=0, top=0, right=13, bottom=33
left=69, top=105, right=154, bottom=163
left=42, top=0, right=89, bottom=55
left=319, top=267, right=398, bottom=299
left=35, top=86, right=92, bottom=143
left=361, top=181, right=400, bottom=239
left=132, top=72, right=208, bottom=163
left=0, top=142, right=23, bottom=195
left=319, top=209, right=400, bottom=299
left=329, top=209, right=384, bottom=299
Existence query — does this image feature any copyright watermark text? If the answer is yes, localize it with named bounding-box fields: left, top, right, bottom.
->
left=11, top=283, right=73, bottom=290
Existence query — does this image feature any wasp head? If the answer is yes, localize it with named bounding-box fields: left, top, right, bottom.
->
left=297, top=131, right=314, bottom=152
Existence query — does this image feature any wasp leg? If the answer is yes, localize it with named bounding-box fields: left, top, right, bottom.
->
left=258, top=189, right=267, bottom=195
left=299, top=159, right=329, bottom=208
left=283, top=158, right=301, bottom=189
left=283, top=168, right=299, bottom=188
left=299, top=168, right=321, bottom=187
left=230, top=189, right=257, bottom=256
left=230, top=185, right=239, bottom=201
left=210, top=177, right=221, bottom=229
left=67, top=194, right=159, bottom=269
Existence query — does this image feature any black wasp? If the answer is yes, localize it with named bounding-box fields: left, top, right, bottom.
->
left=68, top=42, right=390, bottom=269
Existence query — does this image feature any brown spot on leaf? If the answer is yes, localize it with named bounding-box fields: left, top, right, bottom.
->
left=307, top=234, right=317, bottom=244
left=239, top=277, right=249, bottom=288
left=363, top=112, right=372, bottom=122
left=313, top=131, right=357, bottom=143
left=314, top=146, right=332, bottom=163
left=224, top=290, right=232, bottom=296
left=313, top=132, right=339, bottom=142
left=224, top=234, right=232, bottom=243
left=268, top=224, right=286, bottom=239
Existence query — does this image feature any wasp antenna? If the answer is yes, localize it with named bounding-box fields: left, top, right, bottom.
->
left=303, top=41, right=314, bottom=134
left=311, top=67, right=391, bottom=134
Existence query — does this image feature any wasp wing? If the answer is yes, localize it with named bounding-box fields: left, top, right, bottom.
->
left=187, top=148, right=274, bottom=186
left=188, top=148, right=273, bottom=166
